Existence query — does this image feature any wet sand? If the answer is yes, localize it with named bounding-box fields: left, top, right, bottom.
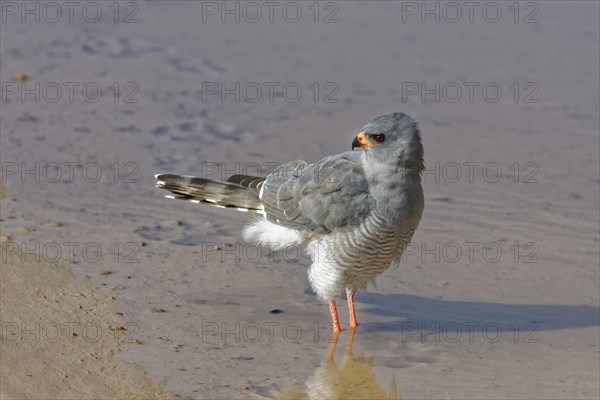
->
left=1, top=1, right=599, bottom=399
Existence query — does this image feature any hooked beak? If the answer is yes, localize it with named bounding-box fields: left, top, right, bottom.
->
left=352, top=131, right=371, bottom=150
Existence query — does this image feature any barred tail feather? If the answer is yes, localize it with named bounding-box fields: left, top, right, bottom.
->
left=155, top=174, right=264, bottom=214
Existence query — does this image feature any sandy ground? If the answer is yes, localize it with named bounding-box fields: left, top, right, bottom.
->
left=0, top=248, right=168, bottom=399
left=1, top=1, right=599, bottom=399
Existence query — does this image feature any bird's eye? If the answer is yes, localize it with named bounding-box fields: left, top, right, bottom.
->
left=372, top=134, right=385, bottom=143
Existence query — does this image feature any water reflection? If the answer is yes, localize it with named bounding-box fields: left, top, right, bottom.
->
left=244, top=328, right=399, bottom=400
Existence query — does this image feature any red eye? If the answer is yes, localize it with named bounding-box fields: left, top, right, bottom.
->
left=373, top=134, right=385, bottom=143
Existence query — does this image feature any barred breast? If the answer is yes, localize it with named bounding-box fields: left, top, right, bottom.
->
left=307, top=211, right=420, bottom=301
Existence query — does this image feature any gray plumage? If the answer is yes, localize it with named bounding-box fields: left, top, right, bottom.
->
left=155, top=112, right=424, bottom=301
left=155, top=174, right=264, bottom=212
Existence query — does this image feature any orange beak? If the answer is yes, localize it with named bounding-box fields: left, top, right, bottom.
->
left=352, top=131, right=372, bottom=150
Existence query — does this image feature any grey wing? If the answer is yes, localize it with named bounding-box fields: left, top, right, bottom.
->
left=260, top=152, right=373, bottom=234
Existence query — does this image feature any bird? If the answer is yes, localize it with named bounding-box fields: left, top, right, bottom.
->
left=155, top=112, right=425, bottom=333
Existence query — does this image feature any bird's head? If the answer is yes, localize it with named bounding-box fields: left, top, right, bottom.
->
left=352, top=112, right=424, bottom=174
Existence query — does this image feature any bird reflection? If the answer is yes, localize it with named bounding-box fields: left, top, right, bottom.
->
left=245, top=328, right=399, bottom=400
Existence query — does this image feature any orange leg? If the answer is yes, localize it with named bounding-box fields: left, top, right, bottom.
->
left=346, top=326, right=356, bottom=354
left=329, top=300, right=342, bottom=333
left=346, top=289, right=358, bottom=328
left=326, top=331, right=341, bottom=359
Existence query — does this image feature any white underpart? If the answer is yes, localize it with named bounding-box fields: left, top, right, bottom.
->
left=243, top=219, right=305, bottom=251
left=306, top=236, right=347, bottom=301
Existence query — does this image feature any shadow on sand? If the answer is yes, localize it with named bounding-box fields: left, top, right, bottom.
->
left=355, top=292, right=600, bottom=333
